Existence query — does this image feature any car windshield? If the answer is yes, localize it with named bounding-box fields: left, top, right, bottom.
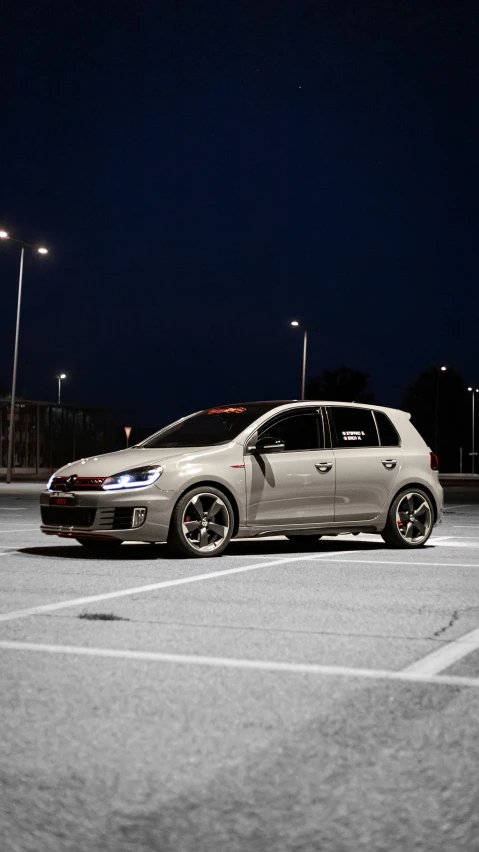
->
left=140, top=403, right=285, bottom=448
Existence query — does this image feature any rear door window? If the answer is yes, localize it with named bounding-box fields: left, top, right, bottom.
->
left=374, top=411, right=400, bottom=447
left=329, top=407, right=379, bottom=448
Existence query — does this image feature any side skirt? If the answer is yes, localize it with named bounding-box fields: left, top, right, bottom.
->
left=235, top=525, right=379, bottom=539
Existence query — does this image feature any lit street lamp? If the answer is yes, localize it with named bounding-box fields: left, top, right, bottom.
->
left=467, top=387, right=479, bottom=475
left=1, top=229, right=49, bottom=483
left=57, top=373, right=67, bottom=404
left=291, top=321, right=318, bottom=401
left=434, top=364, right=447, bottom=454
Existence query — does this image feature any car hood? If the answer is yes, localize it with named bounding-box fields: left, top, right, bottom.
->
left=54, top=447, right=203, bottom=478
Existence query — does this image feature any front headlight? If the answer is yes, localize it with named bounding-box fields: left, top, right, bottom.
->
left=102, top=465, right=163, bottom=491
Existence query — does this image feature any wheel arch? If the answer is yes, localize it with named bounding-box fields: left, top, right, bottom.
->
left=170, top=480, right=241, bottom=537
left=389, top=482, right=438, bottom=523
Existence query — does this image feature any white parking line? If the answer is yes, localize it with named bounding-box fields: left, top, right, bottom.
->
left=428, top=540, right=479, bottom=548
left=0, top=528, right=41, bottom=534
left=312, top=558, right=479, bottom=569
left=439, top=535, right=479, bottom=540
left=403, top=626, right=479, bottom=676
left=0, top=639, right=478, bottom=688
left=444, top=505, right=477, bottom=511
left=0, top=550, right=354, bottom=623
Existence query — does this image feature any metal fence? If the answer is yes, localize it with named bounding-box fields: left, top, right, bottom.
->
left=0, top=400, right=116, bottom=476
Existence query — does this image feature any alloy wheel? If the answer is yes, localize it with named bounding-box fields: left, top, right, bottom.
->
left=395, top=492, right=432, bottom=545
left=182, top=493, right=230, bottom=552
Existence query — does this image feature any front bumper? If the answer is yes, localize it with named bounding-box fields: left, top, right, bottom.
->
left=39, top=486, right=175, bottom=542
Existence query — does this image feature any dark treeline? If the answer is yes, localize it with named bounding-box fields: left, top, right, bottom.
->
left=306, top=365, right=476, bottom=473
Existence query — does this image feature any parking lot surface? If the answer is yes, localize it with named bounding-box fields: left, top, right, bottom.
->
left=1, top=484, right=479, bottom=851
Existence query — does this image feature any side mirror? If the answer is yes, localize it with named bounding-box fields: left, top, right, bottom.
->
left=249, top=435, right=285, bottom=453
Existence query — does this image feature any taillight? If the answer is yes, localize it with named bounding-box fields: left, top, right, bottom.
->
left=430, top=452, right=439, bottom=471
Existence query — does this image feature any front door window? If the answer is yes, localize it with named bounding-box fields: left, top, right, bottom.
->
left=258, top=412, right=322, bottom=451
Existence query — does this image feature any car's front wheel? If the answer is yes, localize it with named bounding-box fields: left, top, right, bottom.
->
left=168, top=487, right=234, bottom=557
left=381, top=489, right=434, bottom=548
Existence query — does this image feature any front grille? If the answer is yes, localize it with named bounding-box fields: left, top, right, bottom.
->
left=50, top=476, right=106, bottom=492
left=41, top=507, right=96, bottom=527
left=97, top=508, right=134, bottom=530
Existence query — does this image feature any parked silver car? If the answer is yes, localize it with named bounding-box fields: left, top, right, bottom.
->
left=40, top=401, right=443, bottom=556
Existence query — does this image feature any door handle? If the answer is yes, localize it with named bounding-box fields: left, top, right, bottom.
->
left=382, top=459, right=397, bottom=469
left=315, top=462, right=333, bottom=473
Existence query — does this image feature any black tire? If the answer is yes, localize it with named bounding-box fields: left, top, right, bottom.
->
left=381, top=488, right=434, bottom=549
left=75, top=538, right=123, bottom=549
left=285, top=534, right=322, bottom=544
left=168, top=486, right=234, bottom=557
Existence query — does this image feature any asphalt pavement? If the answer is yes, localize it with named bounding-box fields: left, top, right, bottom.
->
left=1, top=483, right=479, bottom=852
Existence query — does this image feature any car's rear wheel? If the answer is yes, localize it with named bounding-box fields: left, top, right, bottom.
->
left=285, top=534, right=322, bottom=545
left=75, top=538, right=123, bottom=549
left=168, top=487, right=234, bottom=557
left=381, top=489, right=434, bottom=548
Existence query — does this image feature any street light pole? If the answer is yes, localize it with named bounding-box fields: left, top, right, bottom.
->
left=301, top=329, right=308, bottom=401
left=6, top=248, right=25, bottom=483
left=434, top=365, right=447, bottom=454
left=1, top=229, right=49, bottom=483
left=473, top=392, right=475, bottom=475
left=291, top=321, right=316, bottom=401
left=57, top=374, right=66, bottom=405
left=468, top=387, right=478, bottom=475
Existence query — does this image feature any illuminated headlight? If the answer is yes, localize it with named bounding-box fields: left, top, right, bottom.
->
left=102, top=465, right=163, bottom=491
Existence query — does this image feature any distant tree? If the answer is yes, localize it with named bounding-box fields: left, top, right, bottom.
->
left=402, top=366, right=471, bottom=472
left=306, top=365, right=377, bottom=404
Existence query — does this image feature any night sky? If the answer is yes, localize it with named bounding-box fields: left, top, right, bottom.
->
left=1, top=0, right=477, bottom=431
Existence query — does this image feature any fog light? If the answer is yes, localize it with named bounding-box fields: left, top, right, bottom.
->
left=132, top=508, right=147, bottom=528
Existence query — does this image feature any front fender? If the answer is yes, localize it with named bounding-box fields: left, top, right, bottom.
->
left=157, top=464, right=247, bottom=528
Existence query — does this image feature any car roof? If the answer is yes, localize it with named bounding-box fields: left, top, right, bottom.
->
left=218, top=400, right=408, bottom=415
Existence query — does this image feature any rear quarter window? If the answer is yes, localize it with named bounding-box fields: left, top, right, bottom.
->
left=374, top=411, right=400, bottom=447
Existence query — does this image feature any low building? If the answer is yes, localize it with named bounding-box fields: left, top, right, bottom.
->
left=0, top=399, right=116, bottom=477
